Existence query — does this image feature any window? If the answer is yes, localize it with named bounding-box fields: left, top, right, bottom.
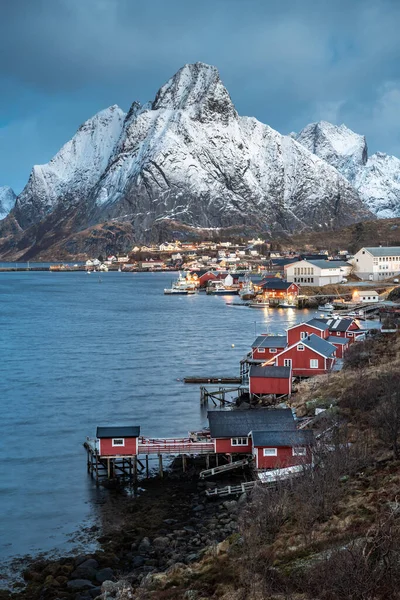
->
left=297, top=344, right=304, bottom=351
left=232, top=437, right=248, bottom=446
left=336, top=332, right=341, bottom=336
left=284, top=359, right=292, bottom=367
left=293, top=447, right=306, bottom=456
left=263, top=448, right=277, bottom=456
left=300, top=331, right=307, bottom=340
left=310, top=359, right=319, bottom=369
left=112, top=438, right=125, bottom=447
left=257, top=348, right=265, bottom=353
left=269, top=348, right=277, bottom=353
left=348, top=332, right=353, bottom=337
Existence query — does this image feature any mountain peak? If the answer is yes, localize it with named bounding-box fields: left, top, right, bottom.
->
left=296, top=120, right=368, bottom=181
left=152, top=62, right=237, bottom=122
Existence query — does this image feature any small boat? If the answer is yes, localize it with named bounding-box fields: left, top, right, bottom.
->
left=279, top=302, right=297, bottom=308
left=164, top=288, right=196, bottom=295
left=319, top=303, right=334, bottom=312
left=87, top=270, right=91, bottom=275
left=118, top=267, right=122, bottom=272
left=248, top=301, right=270, bottom=308
left=206, top=281, right=239, bottom=295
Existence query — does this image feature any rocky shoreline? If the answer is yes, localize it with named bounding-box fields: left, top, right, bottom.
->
left=2, top=467, right=245, bottom=600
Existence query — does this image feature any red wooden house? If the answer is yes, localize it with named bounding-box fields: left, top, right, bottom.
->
left=207, top=408, right=295, bottom=455
left=287, top=319, right=330, bottom=346
left=261, top=280, right=300, bottom=302
left=97, top=426, right=140, bottom=456
left=273, top=334, right=336, bottom=376
left=251, top=335, right=287, bottom=360
left=316, top=317, right=362, bottom=345
left=195, top=270, right=218, bottom=288
left=252, top=429, right=314, bottom=469
left=326, top=336, right=349, bottom=358
left=249, top=365, right=292, bottom=397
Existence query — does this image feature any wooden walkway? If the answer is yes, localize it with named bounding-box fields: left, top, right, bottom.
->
left=184, top=376, right=242, bottom=384
left=199, top=457, right=252, bottom=479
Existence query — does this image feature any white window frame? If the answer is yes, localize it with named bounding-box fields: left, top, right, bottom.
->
left=284, top=359, right=292, bottom=368
left=257, top=348, right=265, bottom=354
left=292, top=447, right=307, bottom=456
left=336, top=332, right=341, bottom=336
left=348, top=332, right=353, bottom=337
left=300, top=331, right=307, bottom=340
left=112, top=438, right=125, bottom=447
left=231, top=437, right=248, bottom=446
left=269, top=348, right=277, bottom=353
left=297, top=344, right=304, bottom=351
left=310, top=359, right=319, bottom=369
left=263, top=448, right=278, bottom=456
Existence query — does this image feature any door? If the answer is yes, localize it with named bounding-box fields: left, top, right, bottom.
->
left=284, top=359, right=292, bottom=368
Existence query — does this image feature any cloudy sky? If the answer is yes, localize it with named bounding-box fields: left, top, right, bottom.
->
left=1, top=0, right=399, bottom=193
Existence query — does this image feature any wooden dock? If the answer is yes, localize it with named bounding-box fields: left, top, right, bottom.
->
left=184, top=376, right=242, bottom=384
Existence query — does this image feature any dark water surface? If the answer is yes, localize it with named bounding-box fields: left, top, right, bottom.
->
left=0, top=271, right=321, bottom=561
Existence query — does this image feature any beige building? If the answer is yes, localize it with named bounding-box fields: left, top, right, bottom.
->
left=352, top=247, right=400, bottom=281
left=285, top=259, right=351, bottom=286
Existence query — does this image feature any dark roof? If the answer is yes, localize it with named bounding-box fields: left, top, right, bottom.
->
left=306, top=318, right=330, bottom=331
left=250, top=366, right=291, bottom=379
left=252, top=429, right=314, bottom=447
left=262, top=280, right=295, bottom=290
left=327, top=336, right=349, bottom=345
left=208, top=408, right=295, bottom=438
left=96, top=426, right=140, bottom=438
left=326, top=318, right=353, bottom=332
left=300, top=254, right=329, bottom=260
left=306, top=260, right=350, bottom=269
left=252, top=335, right=287, bottom=349
left=302, top=334, right=336, bottom=358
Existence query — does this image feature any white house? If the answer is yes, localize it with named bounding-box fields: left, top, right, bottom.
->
left=352, top=247, right=400, bottom=281
left=354, top=290, right=380, bottom=303
left=285, top=259, right=351, bottom=286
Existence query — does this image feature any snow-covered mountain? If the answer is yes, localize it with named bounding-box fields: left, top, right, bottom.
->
left=14, top=105, right=125, bottom=228
left=0, top=187, right=16, bottom=220
left=295, top=122, right=400, bottom=218
left=0, top=63, right=374, bottom=258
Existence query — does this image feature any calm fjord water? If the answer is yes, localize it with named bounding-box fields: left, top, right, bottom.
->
left=0, top=271, right=319, bottom=560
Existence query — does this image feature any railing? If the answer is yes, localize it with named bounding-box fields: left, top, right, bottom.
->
left=138, top=437, right=214, bottom=455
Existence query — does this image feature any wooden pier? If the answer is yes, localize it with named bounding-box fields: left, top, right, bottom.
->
left=184, top=376, right=242, bottom=384
left=199, top=385, right=247, bottom=406
left=84, top=436, right=216, bottom=485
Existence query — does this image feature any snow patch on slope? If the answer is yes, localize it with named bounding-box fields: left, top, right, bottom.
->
left=296, top=121, right=400, bottom=218
left=15, top=105, right=126, bottom=227
left=0, top=186, right=16, bottom=220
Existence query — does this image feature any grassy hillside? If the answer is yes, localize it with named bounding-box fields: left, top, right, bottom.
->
left=278, top=217, right=400, bottom=254
left=134, top=332, right=400, bottom=600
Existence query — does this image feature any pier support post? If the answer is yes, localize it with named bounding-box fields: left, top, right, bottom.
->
left=134, top=457, right=138, bottom=482
left=95, top=455, right=99, bottom=485
left=206, top=454, right=210, bottom=470
left=107, top=458, right=111, bottom=479
left=146, top=455, right=149, bottom=478
left=216, top=454, right=219, bottom=467
left=159, top=455, right=163, bottom=478
left=182, top=454, right=186, bottom=472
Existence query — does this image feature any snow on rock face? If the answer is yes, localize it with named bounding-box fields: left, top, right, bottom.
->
left=295, top=121, right=368, bottom=182
left=296, top=121, right=400, bottom=218
left=11, top=64, right=372, bottom=242
left=14, top=105, right=126, bottom=228
left=0, top=186, right=16, bottom=220
left=354, top=152, right=400, bottom=218
left=91, top=64, right=369, bottom=234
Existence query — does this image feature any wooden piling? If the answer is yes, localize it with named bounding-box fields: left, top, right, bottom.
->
left=107, top=458, right=111, bottom=479
left=134, top=457, right=138, bottom=482
left=182, top=454, right=187, bottom=472
left=159, top=454, right=163, bottom=478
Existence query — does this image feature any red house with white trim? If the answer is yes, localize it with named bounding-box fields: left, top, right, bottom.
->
left=252, top=429, right=313, bottom=469
left=315, top=317, right=363, bottom=345
left=207, top=408, right=295, bottom=455
left=287, top=319, right=330, bottom=346
left=261, top=281, right=300, bottom=302
left=251, top=335, right=287, bottom=360
left=273, top=334, right=336, bottom=376
left=326, top=336, right=349, bottom=358
left=249, top=365, right=292, bottom=397
left=97, top=426, right=140, bottom=456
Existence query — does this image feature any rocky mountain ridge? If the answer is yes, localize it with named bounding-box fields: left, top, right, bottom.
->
left=0, top=186, right=16, bottom=220
left=295, top=120, right=400, bottom=218
left=0, top=63, right=378, bottom=259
